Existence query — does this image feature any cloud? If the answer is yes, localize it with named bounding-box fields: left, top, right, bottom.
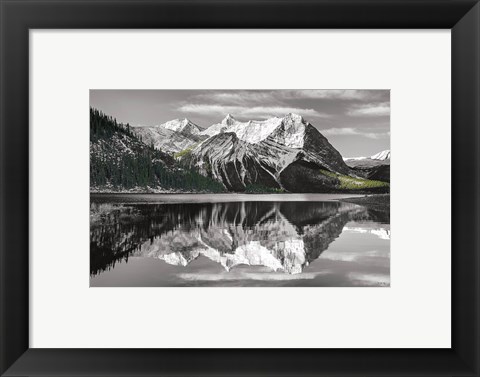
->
left=193, top=91, right=274, bottom=105
left=285, top=89, right=385, bottom=101
left=194, top=90, right=388, bottom=104
left=321, top=127, right=390, bottom=139
left=178, top=104, right=330, bottom=120
left=347, top=102, right=390, bottom=116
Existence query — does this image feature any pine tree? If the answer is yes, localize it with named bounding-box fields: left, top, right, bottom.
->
left=90, top=107, right=225, bottom=192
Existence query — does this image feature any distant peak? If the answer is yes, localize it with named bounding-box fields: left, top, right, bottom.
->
left=344, top=149, right=391, bottom=161
left=173, top=118, right=190, bottom=125
left=222, top=114, right=236, bottom=125
left=371, top=149, right=391, bottom=160
left=166, top=118, right=187, bottom=124
left=160, top=118, right=200, bottom=135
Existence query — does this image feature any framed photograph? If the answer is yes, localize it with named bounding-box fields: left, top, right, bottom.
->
left=89, top=89, right=391, bottom=288
left=1, top=0, right=479, bottom=376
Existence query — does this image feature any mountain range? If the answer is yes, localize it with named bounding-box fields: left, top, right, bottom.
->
left=343, top=149, right=390, bottom=182
left=181, top=113, right=358, bottom=192
left=89, top=109, right=224, bottom=193
left=90, top=108, right=390, bottom=193
left=344, top=149, right=390, bottom=165
left=134, top=118, right=207, bottom=154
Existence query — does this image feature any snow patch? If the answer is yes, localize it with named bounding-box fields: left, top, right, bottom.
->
left=345, top=149, right=390, bottom=161
left=371, top=149, right=391, bottom=160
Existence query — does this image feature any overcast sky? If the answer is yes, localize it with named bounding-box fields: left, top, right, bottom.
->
left=90, top=89, right=390, bottom=157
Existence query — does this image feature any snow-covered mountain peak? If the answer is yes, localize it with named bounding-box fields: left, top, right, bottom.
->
left=201, top=115, right=283, bottom=144
left=371, top=149, right=390, bottom=160
left=184, top=113, right=355, bottom=191
left=133, top=118, right=205, bottom=154
left=269, top=113, right=308, bottom=148
left=222, top=114, right=236, bottom=125
left=200, top=113, right=313, bottom=147
left=344, top=149, right=391, bottom=161
left=159, top=118, right=201, bottom=135
left=284, top=113, right=304, bottom=122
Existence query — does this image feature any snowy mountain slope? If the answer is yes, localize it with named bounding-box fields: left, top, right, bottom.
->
left=133, top=118, right=206, bottom=154
left=182, top=113, right=355, bottom=192
left=200, top=114, right=284, bottom=144
left=344, top=149, right=390, bottom=164
left=90, top=109, right=224, bottom=193
left=108, top=110, right=388, bottom=192
left=160, top=118, right=202, bottom=135
left=371, top=149, right=391, bottom=160
left=181, top=132, right=284, bottom=191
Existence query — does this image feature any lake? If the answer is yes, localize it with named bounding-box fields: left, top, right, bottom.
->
left=90, top=194, right=390, bottom=287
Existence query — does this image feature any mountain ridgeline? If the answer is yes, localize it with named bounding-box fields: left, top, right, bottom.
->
left=90, top=108, right=389, bottom=193
left=90, top=109, right=225, bottom=192
left=343, top=149, right=391, bottom=183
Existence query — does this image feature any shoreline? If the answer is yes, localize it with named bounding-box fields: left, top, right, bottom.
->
left=90, top=192, right=369, bottom=204
left=339, top=194, right=390, bottom=212
left=90, top=190, right=390, bottom=195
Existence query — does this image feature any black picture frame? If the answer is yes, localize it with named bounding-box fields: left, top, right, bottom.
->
left=1, top=0, right=479, bottom=376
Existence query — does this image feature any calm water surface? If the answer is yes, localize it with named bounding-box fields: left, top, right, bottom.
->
left=90, top=194, right=389, bottom=287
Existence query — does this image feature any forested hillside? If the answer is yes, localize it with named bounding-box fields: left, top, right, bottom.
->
left=90, top=108, right=225, bottom=192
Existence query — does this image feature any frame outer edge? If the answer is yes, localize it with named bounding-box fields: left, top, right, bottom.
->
left=0, top=0, right=4, bottom=373
left=452, top=2, right=480, bottom=375
left=0, top=0, right=30, bottom=375
left=0, top=0, right=479, bottom=376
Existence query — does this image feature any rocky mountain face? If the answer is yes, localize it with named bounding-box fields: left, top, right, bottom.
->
left=94, top=109, right=389, bottom=193
left=181, top=113, right=356, bottom=192
left=133, top=118, right=207, bottom=154
left=90, top=109, right=225, bottom=192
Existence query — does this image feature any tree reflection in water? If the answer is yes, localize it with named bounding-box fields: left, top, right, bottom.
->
left=90, top=201, right=386, bottom=276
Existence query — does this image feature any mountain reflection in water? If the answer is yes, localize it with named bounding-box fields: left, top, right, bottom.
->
left=90, top=199, right=389, bottom=286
